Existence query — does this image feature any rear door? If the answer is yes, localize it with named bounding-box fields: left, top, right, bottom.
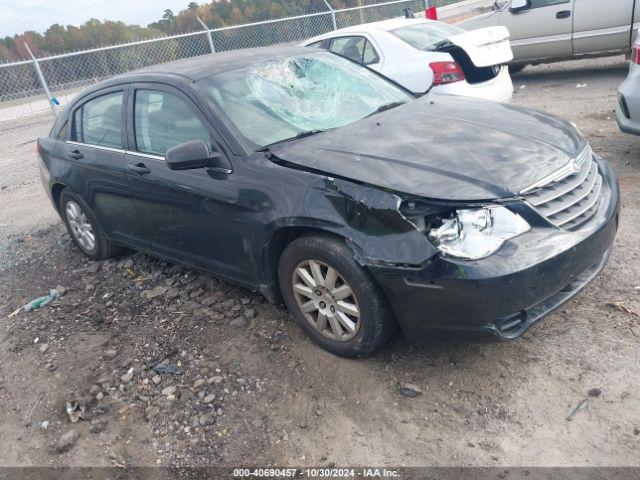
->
left=572, top=0, right=634, bottom=55
left=124, top=83, right=252, bottom=282
left=66, top=87, right=140, bottom=244
left=500, top=0, right=574, bottom=61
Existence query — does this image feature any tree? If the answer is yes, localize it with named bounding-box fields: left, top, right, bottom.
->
left=43, top=24, right=67, bottom=54
left=162, top=9, right=177, bottom=26
left=14, top=32, right=44, bottom=58
left=0, top=0, right=392, bottom=58
left=0, top=43, right=14, bottom=62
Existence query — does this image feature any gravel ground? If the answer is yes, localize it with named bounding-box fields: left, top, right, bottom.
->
left=0, top=55, right=638, bottom=469
left=0, top=113, right=57, bottom=258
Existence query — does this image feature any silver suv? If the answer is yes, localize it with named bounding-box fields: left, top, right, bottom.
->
left=618, top=42, right=640, bottom=136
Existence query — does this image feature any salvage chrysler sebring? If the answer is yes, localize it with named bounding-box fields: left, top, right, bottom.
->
left=38, top=46, right=620, bottom=357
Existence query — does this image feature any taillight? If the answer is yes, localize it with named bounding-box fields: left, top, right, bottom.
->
left=429, top=61, right=465, bottom=86
left=632, top=44, right=640, bottom=65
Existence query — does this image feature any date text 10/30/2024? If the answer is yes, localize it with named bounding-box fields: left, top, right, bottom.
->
left=232, top=468, right=401, bottom=478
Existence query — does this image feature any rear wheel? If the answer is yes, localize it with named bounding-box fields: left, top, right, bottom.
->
left=279, top=235, right=396, bottom=358
left=60, top=190, right=120, bottom=261
left=509, top=64, right=527, bottom=75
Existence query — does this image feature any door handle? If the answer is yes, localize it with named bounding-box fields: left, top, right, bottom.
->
left=556, top=10, right=571, bottom=19
left=127, top=163, right=151, bottom=175
left=68, top=150, right=83, bottom=160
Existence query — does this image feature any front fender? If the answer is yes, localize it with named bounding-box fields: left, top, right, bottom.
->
left=324, top=179, right=437, bottom=267
left=252, top=176, right=437, bottom=299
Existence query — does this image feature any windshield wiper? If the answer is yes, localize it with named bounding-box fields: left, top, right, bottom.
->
left=367, top=101, right=407, bottom=117
left=259, top=130, right=327, bottom=151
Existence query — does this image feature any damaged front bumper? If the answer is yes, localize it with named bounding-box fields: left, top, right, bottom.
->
left=368, top=159, right=620, bottom=342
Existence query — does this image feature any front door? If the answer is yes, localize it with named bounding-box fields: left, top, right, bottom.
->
left=124, top=84, right=252, bottom=283
left=572, top=0, right=633, bottom=55
left=500, top=0, right=575, bottom=62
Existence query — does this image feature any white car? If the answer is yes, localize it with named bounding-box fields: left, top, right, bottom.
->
left=301, top=17, right=514, bottom=102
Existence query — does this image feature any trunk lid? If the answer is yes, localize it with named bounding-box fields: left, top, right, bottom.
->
left=439, top=26, right=513, bottom=67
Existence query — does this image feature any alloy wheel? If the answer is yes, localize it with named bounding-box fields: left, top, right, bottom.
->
left=66, top=200, right=96, bottom=252
left=291, top=259, right=362, bottom=341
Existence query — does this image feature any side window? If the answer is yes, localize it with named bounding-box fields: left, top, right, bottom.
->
left=134, top=89, right=211, bottom=156
left=72, top=92, right=123, bottom=148
left=528, top=0, right=570, bottom=8
left=56, top=121, right=69, bottom=141
left=363, top=40, right=380, bottom=65
left=330, top=36, right=367, bottom=63
left=330, top=36, right=380, bottom=65
left=72, top=109, right=82, bottom=141
left=307, top=40, right=324, bottom=48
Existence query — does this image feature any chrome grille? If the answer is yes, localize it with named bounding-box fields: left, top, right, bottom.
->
left=523, top=148, right=603, bottom=230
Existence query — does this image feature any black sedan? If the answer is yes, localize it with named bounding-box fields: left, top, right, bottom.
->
left=38, top=46, right=620, bottom=357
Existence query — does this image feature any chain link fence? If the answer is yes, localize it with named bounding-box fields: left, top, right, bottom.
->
left=0, top=0, right=474, bottom=118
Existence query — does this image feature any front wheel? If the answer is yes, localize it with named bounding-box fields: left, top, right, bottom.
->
left=60, top=190, right=120, bottom=261
left=279, top=235, right=396, bottom=358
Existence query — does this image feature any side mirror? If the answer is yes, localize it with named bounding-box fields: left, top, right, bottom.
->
left=509, top=0, right=530, bottom=13
left=165, top=140, right=230, bottom=172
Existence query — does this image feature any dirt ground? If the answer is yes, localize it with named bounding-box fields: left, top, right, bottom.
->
left=0, top=55, right=639, bottom=470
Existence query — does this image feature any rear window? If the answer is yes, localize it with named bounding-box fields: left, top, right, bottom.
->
left=392, top=22, right=465, bottom=51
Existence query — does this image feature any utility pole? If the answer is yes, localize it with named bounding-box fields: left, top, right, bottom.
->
left=24, top=42, right=57, bottom=117
left=323, top=0, right=338, bottom=30
left=196, top=16, right=216, bottom=53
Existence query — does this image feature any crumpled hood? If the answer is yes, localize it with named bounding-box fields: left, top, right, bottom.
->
left=269, top=95, right=586, bottom=201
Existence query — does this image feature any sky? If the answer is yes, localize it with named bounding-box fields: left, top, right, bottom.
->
left=0, top=0, right=194, bottom=37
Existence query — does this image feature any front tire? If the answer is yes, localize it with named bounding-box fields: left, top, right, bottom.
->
left=60, top=190, right=120, bottom=261
left=279, top=235, right=396, bottom=358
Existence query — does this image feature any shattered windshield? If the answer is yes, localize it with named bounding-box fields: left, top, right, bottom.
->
left=392, top=23, right=465, bottom=51
left=197, top=52, right=412, bottom=149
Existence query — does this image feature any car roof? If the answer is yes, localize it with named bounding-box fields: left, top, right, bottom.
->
left=134, top=45, right=320, bottom=80
left=79, top=45, right=324, bottom=95
left=308, top=17, right=433, bottom=38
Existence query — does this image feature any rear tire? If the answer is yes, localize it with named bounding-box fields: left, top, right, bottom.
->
left=278, top=235, right=396, bottom=358
left=509, top=64, right=527, bottom=75
left=60, top=190, right=120, bottom=261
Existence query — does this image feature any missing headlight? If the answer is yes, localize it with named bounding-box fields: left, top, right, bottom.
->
left=399, top=200, right=451, bottom=234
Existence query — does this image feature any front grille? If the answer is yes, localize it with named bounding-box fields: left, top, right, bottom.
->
left=523, top=148, right=603, bottom=230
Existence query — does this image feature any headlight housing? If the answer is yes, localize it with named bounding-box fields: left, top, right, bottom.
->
left=426, top=206, right=530, bottom=260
